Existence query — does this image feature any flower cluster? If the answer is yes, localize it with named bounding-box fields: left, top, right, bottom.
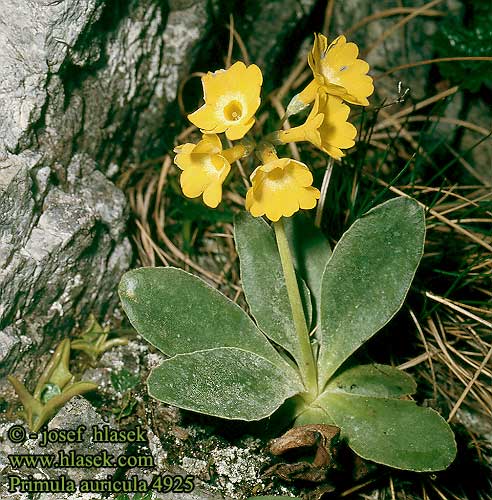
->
left=173, top=34, right=373, bottom=221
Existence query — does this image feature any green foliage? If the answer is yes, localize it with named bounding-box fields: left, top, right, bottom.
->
left=112, top=392, right=138, bottom=421
left=148, top=347, right=303, bottom=420
left=434, top=4, right=492, bottom=92
left=317, top=197, right=425, bottom=387
left=284, top=212, right=332, bottom=320
left=119, top=267, right=291, bottom=370
left=119, top=197, right=456, bottom=471
left=72, top=314, right=128, bottom=362
left=234, top=213, right=311, bottom=363
left=8, top=340, right=97, bottom=432
left=111, top=368, right=140, bottom=393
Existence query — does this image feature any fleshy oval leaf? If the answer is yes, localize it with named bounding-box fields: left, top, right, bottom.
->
left=119, top=267, right=289, bottom=371
left=325, top=364, right=417, bottom=399
left=318, top=197, right=425, bottom=387
left=315, top=392, right=456, bottom=471
left=148, top=347, right=304, bottom=421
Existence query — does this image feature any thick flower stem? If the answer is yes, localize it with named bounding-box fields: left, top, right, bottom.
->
left=273, top=218, right=318, bottom=400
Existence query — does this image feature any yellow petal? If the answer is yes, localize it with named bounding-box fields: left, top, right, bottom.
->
left=174, top=143, right=195, bottom=154
left=176, top=138, right=230, bottom=208
left=290, top=161, right=314, bottom=187
left=321, top=144, right=344, bottom=160
left=202, top=70, right=229, bottom=103
left=298, top=186, right=321, bottom=209
left=203, top=183, right=222, bottom=208
left=189, top=61, right=263, bottom=138
left=180, top=165, right=212, bottom=198
left=278, top=94, right=324, bottom=146
left=246, top=157, right=319, bottom=221
left=318, top=95, right=357, bottom=158
left=325, top=37, right=358, bottom=68
left=308, top=33, right=373, bottom=106
left=174, top=144, right=195, bottom=170
left=225, top=116, right=255, bottom=140
left=244, top=64, right=263, bottom=99
left=188, top=104, right=219, bottom=131
left=194, top=133, right=222, bottom=154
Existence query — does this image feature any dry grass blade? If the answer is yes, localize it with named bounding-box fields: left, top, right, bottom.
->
left=226, top=14, right=234, bottom=69
left=344, top=7, right=444, bottom=37
left=322, top=0, right=335, bottom=38
left=379, top=114, right=492, bottom=137
left=425, top=292, right=492, bottom=421
left=362, top=0, right=445, bottom=57
left=225, top=21, right=250, bottom=65
left=374, top=85, right=459, bottom=132
left=377, top=56, right=492, bottom=79
left=178, top=71, right=206, bottom=117
left=368, top=178, right=492, bottom=253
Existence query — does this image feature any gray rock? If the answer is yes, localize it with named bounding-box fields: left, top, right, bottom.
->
left=240, top=0, right=318, bottom=75
left=0, top=0, right=210, bottom=379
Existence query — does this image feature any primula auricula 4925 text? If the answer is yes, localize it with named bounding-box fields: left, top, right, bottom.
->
left=119, top=33, right=456, bottom=475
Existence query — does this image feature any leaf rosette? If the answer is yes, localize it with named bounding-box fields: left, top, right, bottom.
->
left=119, top=196, right=456, bottom=472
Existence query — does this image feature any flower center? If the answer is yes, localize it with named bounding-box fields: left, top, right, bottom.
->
left=224, top=100, right=243, bottom=121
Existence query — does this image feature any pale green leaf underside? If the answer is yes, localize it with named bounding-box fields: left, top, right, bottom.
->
left=148, top=347, right=304, bottom=421
left=234, top=213, right=311, bottom=364
left=315, top=393, right=456, bottom=471
left=318, top=197, right=425, bottom=387
left=284, top=212, right=332, bottom=320
left=118, top=267, right=289, bottom=372
left=325, top=364, right=417, bottom=399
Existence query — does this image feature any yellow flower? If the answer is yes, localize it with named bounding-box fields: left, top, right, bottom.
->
left=276, top=96, right=324, bottom=146
left=288, top=34, right=373, bottom=114
left=277, top=94, right=357, bottom=160
left=246, top=149, right=320, bottom=222
left=188, top=61, right=263, bottom=141
left=317, top=94, right=357, bottom=159
left=174, top=134, right=244, bottom=208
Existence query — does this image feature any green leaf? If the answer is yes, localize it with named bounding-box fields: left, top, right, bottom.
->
left=325, top=364, right=417, bottom=399
left=234, top=213, right=312, bottom=363
left=315, top=392, right=456, bottom=471
left=434, top=8, right=492, bottom=92
left=119, top=267, right=289, bottom=372
left=318, top=197, right=425, bottom=387
left=40, top=383, right=62, bottom=404
left=148, top=347, right=304, bottom=421
left=110, top=368, right=140, bottom=393
left=284, top=212, right=332, bottom=318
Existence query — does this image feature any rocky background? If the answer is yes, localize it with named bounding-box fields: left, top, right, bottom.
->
left=0, top=0, right=489, bottom=416
left=1, top=1, right=490, bottom=499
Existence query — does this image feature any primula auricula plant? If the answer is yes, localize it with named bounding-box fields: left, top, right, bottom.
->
left=119, top=34, right=456, bottom=471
